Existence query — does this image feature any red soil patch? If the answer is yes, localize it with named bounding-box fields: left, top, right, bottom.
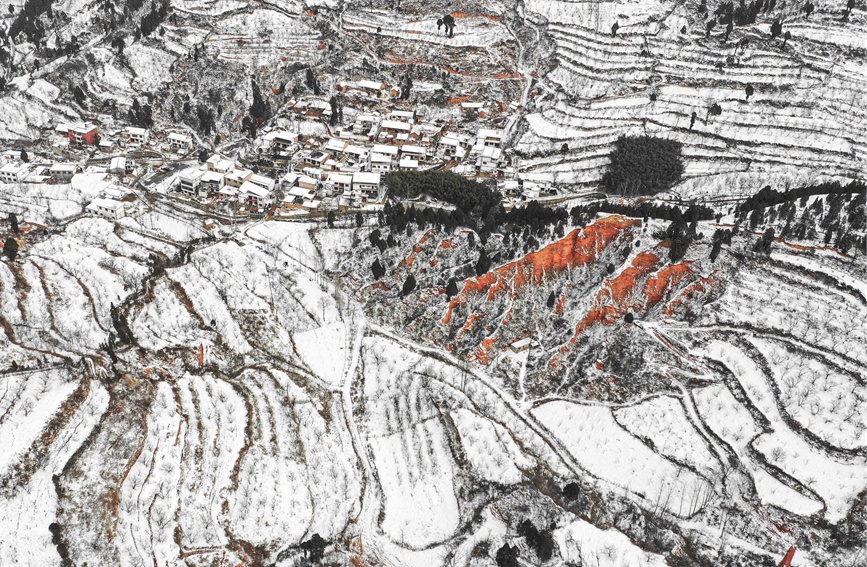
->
left=439, top=239, right=454, bottom=249
left=371, top=282, right=391, bottom=291
left=476, top=336, right=499, bottom=364
left=663, top=271, right=720, bottom=316
left=554, top=293, right=567, bottom=314
left=458, top=312, right=484, bottom=338
left=400, top=229, right=434, bottom=268
left=441, top=215, right=639, bottom=324
left=642, top=262, right=696, bottom=305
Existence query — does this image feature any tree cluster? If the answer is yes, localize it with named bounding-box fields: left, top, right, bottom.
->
left=7, top=0, right=53, bottom=44
left=128, top=98, right=153, bottom=128
left=241, top=78, right=269, bottom=138
left=440, top=14, right=455, bottom=37
left=738, top=180, right=864, bottom=213
left=517, top=519, right=556, bottom=562
left=715, top=0, right=768, bottom=26
left=570, top=201, right=714, bottom=228
left=601, top=135, right=685, bottom=196
left=139, top=0, right=168, bottom=37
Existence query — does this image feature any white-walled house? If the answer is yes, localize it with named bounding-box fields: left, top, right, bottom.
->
left=0, top=162, right=30, bottom=184
left=168, top=132, right=193, bottom=151
left=239, top=181, right=274, bottom=209
left=86, top=198, right=127, bottom=220
left=369, top=153, right=392, bottom=173
left=123, top=127, right=150, bottom=146
left=50, top=163, right=78, bottom=183
left=352, top=172, right=382, bottom=202
left=177, top=170, right=204, bottom=196
left=207, top=154, right=235, bottom=174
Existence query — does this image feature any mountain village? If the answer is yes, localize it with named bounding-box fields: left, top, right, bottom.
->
left=0, top=76, right=550, bottom=224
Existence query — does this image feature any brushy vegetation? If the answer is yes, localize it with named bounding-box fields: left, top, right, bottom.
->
left=601, top=136, right=684, bottom=197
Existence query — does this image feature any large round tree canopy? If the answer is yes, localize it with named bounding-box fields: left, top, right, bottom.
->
left=601, top=135, right=684, bottom=196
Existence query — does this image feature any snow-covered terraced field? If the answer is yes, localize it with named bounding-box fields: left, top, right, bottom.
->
left=516, top=0, right=867, bottom=195
left=0, top=195, right=863, bottom=566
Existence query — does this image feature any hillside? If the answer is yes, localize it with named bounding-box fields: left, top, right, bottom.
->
left=2, top=0, right=866, bottom=197
left=0, top=0, right=866, bottom=566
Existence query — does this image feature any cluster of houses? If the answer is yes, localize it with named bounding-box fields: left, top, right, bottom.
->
left=1, top=76, right=554, bottom=222
left=166, top=82, right=517, bottom=212
left=51, top=121, right=194, bottom=156
left=172, top=151, right=386, bottom=212
left=0, top=152, right=82, bottom=185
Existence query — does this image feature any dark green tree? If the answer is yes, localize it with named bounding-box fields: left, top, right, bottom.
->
left=3, top=237, right=18, bottom=261
left=475, top=249, right=491, bottom=276
left=402, top=273, right=416, bottom=295
left=601, top=136, right=684, bottom=196
left=371, top=258, right=385, bottom=280
left=446, top=278, right=459, bottom=298
left=443, top=14, right=455, bottom=37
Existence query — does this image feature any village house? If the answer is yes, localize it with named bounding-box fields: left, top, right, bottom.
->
left=281, top=171, right=299, bottom=190
left=398, top=156, right=419, bottom=171
left=305, top=99, right=330, bottom=120
left=218, top=185, right=238, bottom=201
left=23, top=166, right=51, bottom=184
left=122, top=126, right=150, bottom=146
left=387, top=109, right=416, bottom=123
left=248, top=173, right=276, bottom=192
left=50, top=163, right=78, bottom=183
left=168, top=132, right=193, bottom=152
left=353, top=113, right=380, bottom=137
left=323, top=138, right=348, bottom=155
left=369, top=153, right=392, bottom=174
left=439, top=134, right=470, bottom=159
left=474, top=145, right=504, bottom=173
left=86, top=198, right=127, bottom=220
left=266, top=130, right=300, bottom=152
left=206, top=154, right=234, bottom=174
left=98, top=138, right=116, bottom=153
left=299, top=150, right=330, bottom=168
left=285, top=185, right=316, bottom=205
left=108, top=157, right=126, bottom=175
left=297, top=174, right=318, bottom=190
left=281, top=172, right=318, bottom=192
left=177, top=170, right=205, bottom=197
left=66, top=122, right=99, bottom=146
left=327, top=173, right=353, bottom=194
left=358, top=80, right=386, bottom=97
left=352, top=171, right=382, bottom=202
left=200, top=170, right=225, bottom=195
left=378, top=119, right=412, bottom=140
left=476, top=128, right=504, bottom=148
left=224, top=168, right=254, bottom=188
left=399, top=144, right=427, bottom=162
left=344, top=145, right=369, bottom=166
left=510, top=337, right=533, bottom=353
left=461, top=101, right=487, bottom=119
left=0, top=162, right=30, bottom=184
left=371, top=144, right=399, bottom=159
left=239, top=180, right=273, bottom=209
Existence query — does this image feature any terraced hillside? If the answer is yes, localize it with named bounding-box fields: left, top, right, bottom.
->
left=515, top=0, right=867, bottom=195
left=4, top=0, right=866, bottom=201
left=0, top=180, right=864, bottom=566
